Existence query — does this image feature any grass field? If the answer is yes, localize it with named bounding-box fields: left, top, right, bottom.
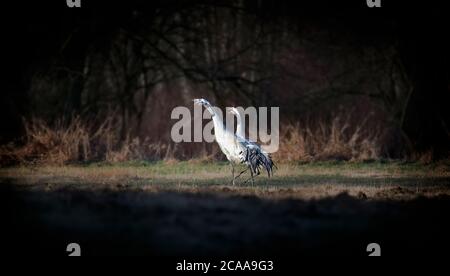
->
left=2, top=161, right=449, bottom=199
left=2, top=161, right=450, bottom=256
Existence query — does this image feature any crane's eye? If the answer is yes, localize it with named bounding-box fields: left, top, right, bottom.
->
left=239, top=151, right=242, bottom=154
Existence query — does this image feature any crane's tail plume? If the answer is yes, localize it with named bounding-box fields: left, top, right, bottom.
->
left=245, top=146, right=275, bottom=177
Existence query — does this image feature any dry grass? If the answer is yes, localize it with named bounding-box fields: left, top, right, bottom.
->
left=274, top=114, right=381, bottom=162
left=0, top=116, right=175, bottom=166
left=0, top=114, right=444, bottom=166
left=0, top=117, right=91, bottom=165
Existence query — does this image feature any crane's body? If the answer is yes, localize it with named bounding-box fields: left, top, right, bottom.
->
left=228, top=107, right=274, bottom=178
left=194, top=99, right=274, bottom=185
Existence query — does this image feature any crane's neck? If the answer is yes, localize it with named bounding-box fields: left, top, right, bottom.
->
left=234, top=111, right=244, bottom=138
left=205, top=105, right=225, bottom=138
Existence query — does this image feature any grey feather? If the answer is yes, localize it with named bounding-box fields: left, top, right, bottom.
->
left=244, top=146, right=275, bottom=177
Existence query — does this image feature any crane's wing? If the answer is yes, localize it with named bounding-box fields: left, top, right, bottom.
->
left=235, top=135, right=275, bottom=177
left=245, top=145, right=275, bottom=177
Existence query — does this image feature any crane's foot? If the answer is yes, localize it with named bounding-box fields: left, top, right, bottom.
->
left=230, top=169, right=248, bottom=186
left=243, top=170, right=259, bottom=185
left=243, top=177, right=256, bottom=185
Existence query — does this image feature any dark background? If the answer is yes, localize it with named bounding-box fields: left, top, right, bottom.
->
left=0, top=0, right=449, bottom=259
left=1, top=0, right=448, bottom=161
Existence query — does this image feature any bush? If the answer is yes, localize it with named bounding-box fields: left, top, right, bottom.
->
left=0, top=116, right=174, bottom=166
left=273, top=115, right=381, bottom=162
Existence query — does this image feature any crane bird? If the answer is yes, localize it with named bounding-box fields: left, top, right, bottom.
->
left=227, top=107, right=275, bottom=180
left=193, top=98, right=275, bottom=185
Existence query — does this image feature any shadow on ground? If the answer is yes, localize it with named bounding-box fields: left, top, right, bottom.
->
left=2, top=182, right=450, bottom=256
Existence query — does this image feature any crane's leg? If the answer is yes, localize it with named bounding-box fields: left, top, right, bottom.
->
left=235, top=168, right=248, bottom=179
left=243, top=169, right=257, bottom=185
left=230, top=166, right=249, bottom=185
left=230, top=162, right=235, bottom=186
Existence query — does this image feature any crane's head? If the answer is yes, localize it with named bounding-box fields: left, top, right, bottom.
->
left=226, top=107, right=240, bottom=116
left=193, top=98, right=212, bottom=107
